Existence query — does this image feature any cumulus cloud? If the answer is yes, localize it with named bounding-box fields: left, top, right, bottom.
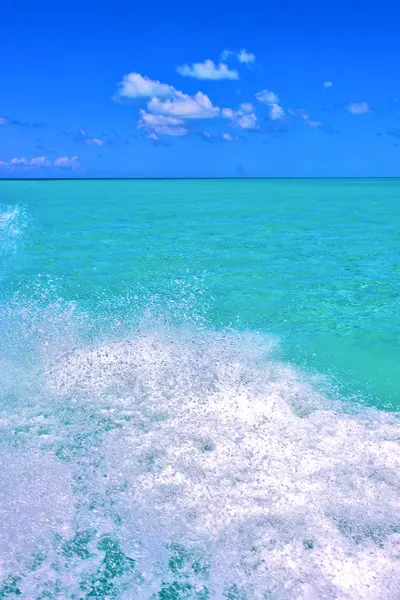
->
left=177, top=59, right=238, bottom=80
left=221, top=49, right=255, bottom=64
left=347, top=101, right=371, bottom=115
left=53, top=156, right=79, bottom=167
left=30, top=156, right=51, bottom=166
left=116, top=72, right=176, bottom=100
left=222, top=104, right=258, bottom=130
left=0, top=156, right=78, bottom=169
left=255, top=89, right=285, bottom=120
left=138, top=110, right=188, bottom=137
left=148, top=91, right=220, bottom=119
left=237, top=49, right=256, bottom=64
left=255, top=90, right=279, bottom=105
left=324, top=81, right=333, bottom=88
left=269, top=103, right=285, bottom=120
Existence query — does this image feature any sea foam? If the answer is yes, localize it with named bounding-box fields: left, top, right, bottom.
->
left=1, top=304, right=399, bottom=599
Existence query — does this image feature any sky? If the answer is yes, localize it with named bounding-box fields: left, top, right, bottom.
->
left=1, top=0, right=400, bottom=177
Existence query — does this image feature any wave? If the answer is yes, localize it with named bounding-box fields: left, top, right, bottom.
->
left=0, top=295, right=399, bottom=599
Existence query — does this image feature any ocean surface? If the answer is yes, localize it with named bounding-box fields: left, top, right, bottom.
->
left=0, top=178, right=399, bottom=599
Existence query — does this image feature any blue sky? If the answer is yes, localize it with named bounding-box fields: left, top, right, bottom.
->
left=1, top=0, right=400, bottom=177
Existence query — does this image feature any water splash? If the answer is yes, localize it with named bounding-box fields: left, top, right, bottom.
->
left=0, top=293, right=399, bottom=599
left=0, top=205, right=26, bottom=252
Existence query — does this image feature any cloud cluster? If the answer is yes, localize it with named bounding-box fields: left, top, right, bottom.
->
left=0, top=155, right=78, bottom=169
left=177, top=60, right=238, bottom=80
left=255, top=89, right=285, bottom=120
left=115, top=51, right=339, bottom=143
left=116, top=72, right=222, bottom=137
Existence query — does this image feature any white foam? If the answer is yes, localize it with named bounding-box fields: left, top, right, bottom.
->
left=41, top=328, right=400, bottom=599
left=0, top=205, right=26, bottom=256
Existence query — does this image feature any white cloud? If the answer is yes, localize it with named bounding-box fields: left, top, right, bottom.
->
left=9, top=157, right=28, bottom=165
left=239, top=102, right=254, bottom=113
left=306, top=118, right=324, bottom=127
left=146, top=132, right=159, bottom=141
left=53, top=156, right=78, bottom=168
left=222, top=133, right=233, bottom=141
left=85, top=138, right=104, bottom=146
left=221, top=49, right=255, bottom=64
left=237, top=49, right=256, bottom=64
left=0, top=155, right=78, bottom=168
left=222, top=105, right=258, bottom=130
left=289, top=108, right=324, bottom=127
left=324, top=80, right=333, bottom=88
left=255, top=89, right=279, bottom=105
left=116, top=72, right=176, bottom=99
left=138, top=110, right=188, bottom=136
left=347, top=101, right=371, bottom=115
left=73, top=129, right=105, bottom=146
left=153, top=125, right=188, bottom=136
left=236, top=113, right=258, bottom=129
left=288, top=108, right=306, bottom=118
left=255, top=89, right=285, bottom=120
left=177, top=59, right=238, bottom=80
left=30, top=156, right=51, bottom=166
left=148, top=91, right=220, bottom=119
left=139, top=111, right=184, bottom=127
left=269, top=103, right=285, bottom=120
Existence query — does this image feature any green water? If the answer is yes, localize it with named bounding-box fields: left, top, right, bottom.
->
left=1, top=178, right=398, bottom=408
left=0, top=178, right=399, bottom=599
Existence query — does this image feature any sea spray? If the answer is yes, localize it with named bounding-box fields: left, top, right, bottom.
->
left=0, top=294, right=399, bottom=599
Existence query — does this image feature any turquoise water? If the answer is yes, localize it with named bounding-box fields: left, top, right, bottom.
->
left=0, top=179, right=399, bottom=599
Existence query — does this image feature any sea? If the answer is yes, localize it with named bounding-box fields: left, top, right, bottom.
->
left=0, top=178, right=399, bottom=599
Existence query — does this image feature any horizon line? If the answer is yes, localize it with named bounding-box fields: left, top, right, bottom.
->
left=1, top=176, right=399, bottom=181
